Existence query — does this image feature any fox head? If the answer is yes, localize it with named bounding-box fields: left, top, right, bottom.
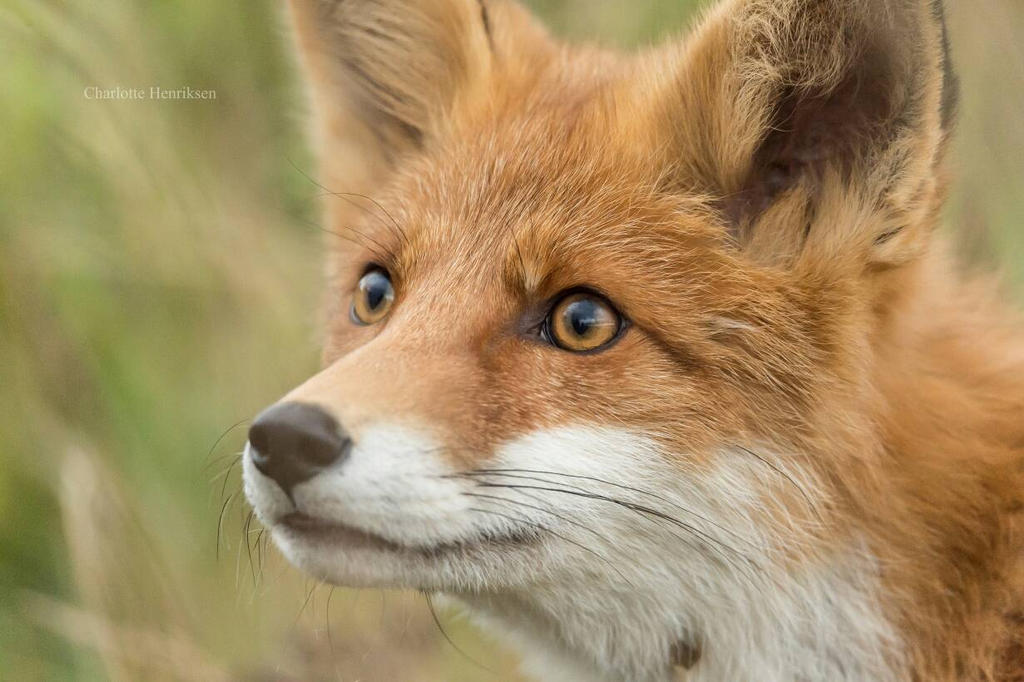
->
left=242, top=1, right=1023, bottom=680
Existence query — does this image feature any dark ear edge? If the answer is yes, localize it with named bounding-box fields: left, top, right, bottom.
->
left=288, top=0, right=494, bottom=166
left=725, top=47, right=904, bottom=234
left=680, top=0, right=958, bottom=262
left=732, top=0, right=938, bottom=229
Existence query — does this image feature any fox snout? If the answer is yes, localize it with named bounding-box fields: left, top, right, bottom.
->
left=247, top=402, right=351, bottom=498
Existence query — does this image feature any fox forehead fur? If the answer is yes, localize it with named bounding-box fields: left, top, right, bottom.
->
left=248, top=0, right=1024, bottom=679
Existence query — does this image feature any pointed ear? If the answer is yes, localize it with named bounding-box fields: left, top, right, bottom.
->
left=663, top=0, right=958, bottom=268
left=286, top=0, right=495, bottom=189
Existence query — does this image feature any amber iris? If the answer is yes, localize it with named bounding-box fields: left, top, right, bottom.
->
left=548, top=292, right=621, bottom=352
left=351, top=268, right=395, bottom=325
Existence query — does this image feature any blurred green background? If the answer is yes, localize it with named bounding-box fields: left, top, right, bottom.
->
left=1, top=0, right=1022, bottom=680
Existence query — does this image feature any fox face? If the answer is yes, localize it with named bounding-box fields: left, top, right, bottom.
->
left=243, top=1, right=1024, bottom=680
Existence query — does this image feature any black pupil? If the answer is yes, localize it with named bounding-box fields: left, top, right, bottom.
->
left=568, top=299, right=599, bottom=336
left=364, top=273, right=389, bottom=310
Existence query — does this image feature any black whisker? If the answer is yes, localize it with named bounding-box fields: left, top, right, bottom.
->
left=215, top=490, right=236, bottom=561
left=469, top=505, right=636, bottom=587
left=248, top=524, right=262, bottom=585
left=203, top=450, right=243, bottom=472
left=319, top=189, right=409, bottom=247
left=204, top=418, right=250, bottom=466
left=287, top=157, right=408, bottom=247
left=293, top=580, right=318, bottom=627
left=733, top=445, right=825, bottom=523
left=292, top=213, right=391, bottom=263
left=424, top=593, right=496, bottom=676
left=208, top=457, right=240, bottom=485
left=244, top=509, right=257, bottom=586
left=219, top=452, right=242, bottom=504
left=466, top=491, right=619, bottom=549
left=325, top=586, right=336, bottom=657
left=466, top=481, right=763, bottom=587
left=460, top=468, right=760, bottom=550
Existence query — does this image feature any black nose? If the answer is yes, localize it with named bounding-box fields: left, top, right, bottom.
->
left=247, top=402, right=351, bottom=496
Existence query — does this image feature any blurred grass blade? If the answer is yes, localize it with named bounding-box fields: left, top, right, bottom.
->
left=57, top=446, right=207, bottom=681
left=23, top=591, right=231, bottom=682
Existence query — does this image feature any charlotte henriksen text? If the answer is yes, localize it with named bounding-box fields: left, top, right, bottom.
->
left=83, top=86, right=216, bottom=100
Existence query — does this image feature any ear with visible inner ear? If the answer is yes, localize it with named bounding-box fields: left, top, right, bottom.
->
left=659, top=0, right=958, bottom=270
left=285, top=0, right=499, bottom=196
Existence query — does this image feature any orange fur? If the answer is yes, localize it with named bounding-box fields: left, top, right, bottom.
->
left=278, top=0, right=1024, bottom=678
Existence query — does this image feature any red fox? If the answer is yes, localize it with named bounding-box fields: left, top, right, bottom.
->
left=242, top=0, right=1024, bottom=679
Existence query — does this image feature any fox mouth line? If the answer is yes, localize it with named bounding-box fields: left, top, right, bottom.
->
left=277, top=512, right=538, bottom=557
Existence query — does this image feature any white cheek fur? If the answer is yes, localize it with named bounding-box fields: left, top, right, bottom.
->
left=293, top=424, right=479, bottom=546
left=473, top=427, right=902, bottom=682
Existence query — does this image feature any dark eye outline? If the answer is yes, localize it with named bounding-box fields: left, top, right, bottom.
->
left=350, top=266, right=395, bottom=326
left=540, top=288, right=627, bottom=354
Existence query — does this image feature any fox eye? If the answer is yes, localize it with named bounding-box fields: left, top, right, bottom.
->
left=351, top=268, right=395, bottom=325
left=546, top=292, right=622, bottom=353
